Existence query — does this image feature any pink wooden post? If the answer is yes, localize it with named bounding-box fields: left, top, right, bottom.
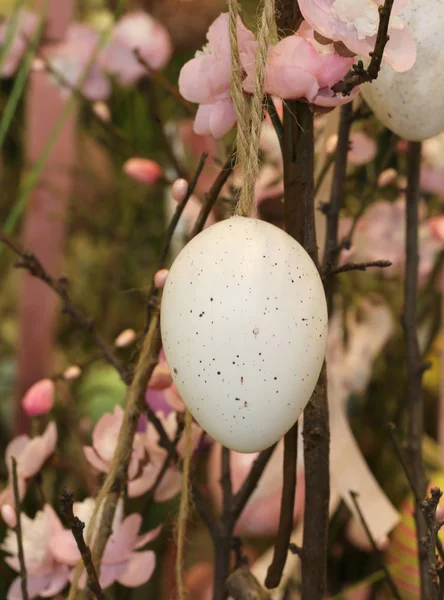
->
left=14, top=0, right=76, bottom=434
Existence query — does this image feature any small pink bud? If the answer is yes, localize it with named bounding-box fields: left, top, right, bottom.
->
left=171, top=178, right=189, bottom=203
left=436, top=504, right=444, bottom=521
left=22, top=379, right=54, bottom=417
left=114, top=328, right=137, bottom=348
left=93, top=101, right=111, bottom=122
left=1, top=504, right=16, bottom=528
left=63, top=365, right=82, bottom=381
left=377, top=168, right=397, bottom=187
left=123, top=158, right=163, bottom=185
left=154, top=269, right=169, bottom=289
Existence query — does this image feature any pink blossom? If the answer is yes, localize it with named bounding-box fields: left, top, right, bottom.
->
left=179, top=14, right=255, bottom=139
left=49, top=498, right=161, bottom=589
left=297, top=0, right=416, bottom=72
left=22, top=379, right=54, bottom=417
left=0, top=423, right=57, bottom=517
left=47, top=24, right=111, bottom=101
left=326, top=130, right=377, bottom=165
left=128, top=411, right=201, bottom=501
left=102, top=12, right=173, bottom=86
left=84, top=405, right=192, bottom=502
left=0, top=9, right=39, bottom=78
left=208, top=442, right=304, bottom=536
left=123, top=158, right=164, bottom=185
left=83, top=405, right=145, bottom=481
left=243, top=27, right=355, bottom=106
left=341, top=199, right=443, bottom=285
left=1, top=505, right=70, bottom=600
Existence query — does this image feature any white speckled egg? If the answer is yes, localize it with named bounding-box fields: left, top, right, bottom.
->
left=160, top=217, right=328, bottom=453
left=362, top=0, right=444, bottom=141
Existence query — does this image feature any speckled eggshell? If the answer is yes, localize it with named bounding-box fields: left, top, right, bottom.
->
left=160, top=216, right=328, bottom=453
left=361, top=0, right=444, bottom=141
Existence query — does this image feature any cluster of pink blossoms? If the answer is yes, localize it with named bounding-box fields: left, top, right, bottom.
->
left=0, top=9, right=173, bottom=100
left=1, top=496, right=161, bottom=599
left=0, top=355, right=199, bottom=599
left=179, top=1, right=416, bottom=139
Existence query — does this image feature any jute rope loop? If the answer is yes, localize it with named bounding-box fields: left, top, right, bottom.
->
left=174, top=2, right=275, bottom=597
left=229, top=0, right=276, bottom=217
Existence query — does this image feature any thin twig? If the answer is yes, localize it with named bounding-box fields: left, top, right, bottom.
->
left=142, top=79, right=188, bottom=179
left=190, top=151, right=237, bottom=238
left=231, top=445, right=277, bottom=523
left=404, top=140, right=431, bottom=599
left=344, top=134, right=398, bottom=245
left=0, top=231, right=130, bottom=384
left=349, top=491, right=401, bottom=599
left=265, top=423, right=298, bottom=589
left=387, top=423, right=444, bottom=563
left=322, top=103, right=353, bottom=305
left=420, top=488, right=444, bottom=598
left=11, top=458, right=28, bottom=600
left=284, top=100, right=329, bottom=600
left=332, top=0, right=395, bottom=95
left=145, top=152, right=208, bottom=328
left=326, top=260, right=392, bottom=277
left=60, top=488, right=105, bottom=600
left=314, top=153, right=335, bottom=198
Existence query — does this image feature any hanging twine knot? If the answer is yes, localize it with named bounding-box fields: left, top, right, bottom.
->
left=174, top=2, right=275, bottom=598
left=229, top=0, right=276, bottom=217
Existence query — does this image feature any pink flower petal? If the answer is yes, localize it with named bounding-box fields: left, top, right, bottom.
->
left=179, top=56, right=220, bottom=105
left=382, top=26, right=417, bottom=72
left=39, top=565, right=71, bottom=597
left=208, top=99, right=237, bottom=139
left=135, top=524, right=162, bottom=549
left=99, top=563, right=127, bottom=589
left=153, top=468, right=182, bottom=502
left=103, top=514, right=142, bottom=564
left=117, top=551, right=156, bottom=587
left=83, top=446, right=109, bottom=473
left=127, top=463, right=158, bottom=498
left=149, top=364, right=172, bottom=390
left=7, top=574, right=58, bottom=600
left=49, top=531, right=80, bottom=565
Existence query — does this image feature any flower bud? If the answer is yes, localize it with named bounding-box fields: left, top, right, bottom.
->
left=63, top=365, right=82, bottom=381
left=123, top=158, right=163, bottom=185
left=114, top=328, right=137, bottom=348
left=171, top=178, right=189, bottom=203
left=22, top=379, right=54, bottom=417
left=154, top=269, right=169, bottom=289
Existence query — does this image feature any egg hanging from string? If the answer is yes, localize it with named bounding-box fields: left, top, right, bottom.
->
left=161, top=216, right=328, bottom=453
left=361, top=0, right=444, bottom=142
